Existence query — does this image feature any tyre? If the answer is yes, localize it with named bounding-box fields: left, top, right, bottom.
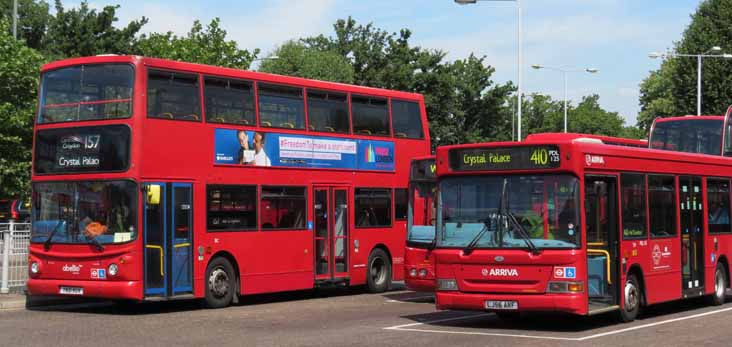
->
left=204, top=257, right=235, bottom=309
left=708, top=262, right=727, bottom=306
left=367, top=248, right=392, bottom=293
left=619, top=273, right=641, bottom=322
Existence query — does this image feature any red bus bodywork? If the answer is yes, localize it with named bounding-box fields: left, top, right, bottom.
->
left=27, top=55, right=431, bottom=305
left=404, top=156, right=436, bottom=292
left=433, top=133, right=732, bottom=319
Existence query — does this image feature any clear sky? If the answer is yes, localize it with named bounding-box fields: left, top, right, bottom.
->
left=86, top=0, right=701, bottom=125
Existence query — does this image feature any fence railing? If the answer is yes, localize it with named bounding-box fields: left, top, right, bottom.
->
left=1, top=221, right=31, bottom=294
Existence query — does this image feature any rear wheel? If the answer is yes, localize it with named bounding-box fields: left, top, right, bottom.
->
left=367, top=249, right=391, bottom=293
left=204, top=257, right=235, bottom=309
left=708, top=262, right=727, bottom=306
left=619, top=273, right=641, bottom=322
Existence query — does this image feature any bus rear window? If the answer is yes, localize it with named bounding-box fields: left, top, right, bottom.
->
left=38, top=64, right=133, bottom=123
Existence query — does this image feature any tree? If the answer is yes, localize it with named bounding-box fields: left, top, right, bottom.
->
left=258, top=40, right=354, bottom=83
left=0, top=0, right=51, bottom=49
left=637, top=59, right=678, bottom=131
left=301, top=17, right=513, bottom=147
left=42, top=0, right=147, bottom=58
left=136, top=18, right=259, bottom=70
left=638, top=0, right=732, bottom=130
left=0, top=19, right=45, bottom=198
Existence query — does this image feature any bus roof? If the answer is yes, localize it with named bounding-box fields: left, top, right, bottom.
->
left=525, top=132, right=647, bottom=146
left=653, top=115, right=724, bottom=123
left=40, top=55, right=425, bottom=101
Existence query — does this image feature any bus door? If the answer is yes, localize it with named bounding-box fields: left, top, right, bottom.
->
left=680, top=176, right=705, bottom=296
left=584, top=176, right=620, bottom=312
left=143, top=182, right=194, bottom=297
left=314, top=186, right=350, bottom=282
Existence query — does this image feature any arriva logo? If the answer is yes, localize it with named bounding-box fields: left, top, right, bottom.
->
left=62, top=264, right=82, bottom=273
left=483, top=268, right=519, bottom=277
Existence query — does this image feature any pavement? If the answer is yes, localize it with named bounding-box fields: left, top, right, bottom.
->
left=3, top=286, right=732, bottom=346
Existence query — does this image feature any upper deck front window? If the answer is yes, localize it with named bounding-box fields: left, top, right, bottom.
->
left=38, top=64, right=134, bottom=123
left=650, top=119, right=723, bottom=155
left=437, top=174, right=580, bottom=250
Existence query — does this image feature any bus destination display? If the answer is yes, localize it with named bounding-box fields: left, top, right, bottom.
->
left=449, top=145, right=561, bottom=171
left=34, top=125, right=130, bottom=174
left=411, top=158, right=436, bottom=180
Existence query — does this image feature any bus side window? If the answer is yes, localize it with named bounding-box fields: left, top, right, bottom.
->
left=147, top=69, right=201, bottom=121
left=620, top=173, right=647, bottom=239
left=352, top=95, right=389, bottom=137
left=707, top=179, right=731, bottom=233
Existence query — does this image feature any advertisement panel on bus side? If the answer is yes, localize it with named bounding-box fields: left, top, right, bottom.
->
left=213, top=128, right=395, bottom=171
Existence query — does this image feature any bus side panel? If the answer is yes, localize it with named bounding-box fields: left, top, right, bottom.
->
left=349, top=226, right=405, bottom=285
left=644, top=237, right=682, bottom=304
left=712, top=233, right=732, bottom=293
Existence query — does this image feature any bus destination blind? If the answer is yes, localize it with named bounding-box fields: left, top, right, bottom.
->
left=449, top=146, right=561, bottom=171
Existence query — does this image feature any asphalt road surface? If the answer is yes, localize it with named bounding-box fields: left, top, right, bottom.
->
left=2, top=284, right=732, bottom=347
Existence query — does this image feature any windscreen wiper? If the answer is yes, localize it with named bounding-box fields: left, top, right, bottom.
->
left=88, top=236, right=105, bottom=252
left=463, top=220, right=492, bottom=255
left=43, top=221, right=64, bottom=251
left=506, top=212, right=540, bottom=255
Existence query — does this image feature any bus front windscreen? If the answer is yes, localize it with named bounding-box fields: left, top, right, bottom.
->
left=438, top=174, right=580, bottom=250
left=31, top=180, right=138, bottom=245
left=37, top=64, right=133, bottom=123
left=407, top=181, right=436, bottom=245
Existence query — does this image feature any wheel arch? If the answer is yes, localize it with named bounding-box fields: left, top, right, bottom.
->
left=209, top=251, right=241, bottom=297
left=627, top=263, right=647, bottom=307
left=717, top=255, right=730, bottom=288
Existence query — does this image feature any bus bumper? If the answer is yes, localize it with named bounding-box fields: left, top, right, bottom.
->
left=26, top=279, right=142, bottom=300
left=405, top=278, right=436, bottom=292
left=436, top=291, right=586, bottom=315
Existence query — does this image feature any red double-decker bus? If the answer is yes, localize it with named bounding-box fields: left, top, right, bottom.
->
left=433, top=132, right=732, bottom=321
left=26, top=55, right=430, bottom=308
left=404, top=156, right=437, bottom=292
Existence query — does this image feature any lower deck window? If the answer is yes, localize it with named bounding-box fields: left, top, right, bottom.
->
left=207, top=185, right=257, bottom=231
left=260, top=186, right=306, bottom=230
left=355, top=188, right=392, bottom=227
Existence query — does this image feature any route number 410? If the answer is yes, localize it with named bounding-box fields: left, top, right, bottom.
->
left=530, top=148, right=560, bottom=165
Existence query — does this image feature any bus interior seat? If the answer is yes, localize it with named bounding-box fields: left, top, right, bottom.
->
left=325, top=126, right=336, bottom=132
left=395, top=132, right=407, bottom=138
left=236, top=118, right=250, bottom=125
left=280, top=122, right=295, bottom=128
left=261, top=121, right=272, bottom=127
left=158, top=112, right=174, bottom=119
left=357, top=129, right=372, bottom=135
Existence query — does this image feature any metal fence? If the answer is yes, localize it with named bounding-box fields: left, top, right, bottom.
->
left=0, top=221, right=31, bottom=294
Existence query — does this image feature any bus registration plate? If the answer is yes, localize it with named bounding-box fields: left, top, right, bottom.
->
left=59, top=286, right=83, bottom=295
left=485, top=300, right=517, bottom=310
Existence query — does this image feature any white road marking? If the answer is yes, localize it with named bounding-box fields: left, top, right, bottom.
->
left=385, top=295, right=434, bottom=303
left=384, top=305, right=732, bottom=341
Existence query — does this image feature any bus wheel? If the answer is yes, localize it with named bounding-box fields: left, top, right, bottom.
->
left=619, top=273, right=641, bottom=322
left=708, top=262, right=727, bottom=306
left=205, top=257, right=235, bottom=309
left=367, top=249, right=391, bottom=293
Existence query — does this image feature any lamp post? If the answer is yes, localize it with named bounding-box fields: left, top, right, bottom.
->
left=649, top=47, right=732, bottom=115
left=455, top=0, right=523, bottom=141
left=531, top=65, right=597, bottom=133
left=12, top=0, right=18, bottom=39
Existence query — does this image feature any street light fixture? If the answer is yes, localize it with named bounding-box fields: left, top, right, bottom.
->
left=531, top=64, right=598, bottom=133
left=649, top=46, right=732, bottom=115
left=455, top=0, right=523, bottom=141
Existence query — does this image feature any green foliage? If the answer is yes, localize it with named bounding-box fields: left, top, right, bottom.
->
left=639, top=0, right=732, bottom=130
left=301, top=17, right=513, bottom=147
left=0, top=19, right=44, bottom=197
left=258, top=40, right=354, bottom=83
left=42, top=0, right=147, bottom=58
left=136, top=18, right=259, bottom=70
left=0, top=0, right=51, bottom=49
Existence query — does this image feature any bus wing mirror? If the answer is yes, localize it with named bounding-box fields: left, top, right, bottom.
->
left=147, top=184, right=161, bottom=205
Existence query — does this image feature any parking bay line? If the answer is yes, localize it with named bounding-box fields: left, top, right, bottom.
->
left=385, top=295, right=434, bottom=303
left=384, top=306, right=732, bottom=341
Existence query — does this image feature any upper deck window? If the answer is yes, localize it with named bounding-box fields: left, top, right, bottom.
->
left=307, top=90, right=349, bottom=133
left=391, top=100, right=423, bottom=139
left=204, top=76, right=256, bottom=125
left=352, top=95, right=389, bottom=136
left=147, top=69, right=201, bottom=121
left=258, top=83, right=305, bottom=129
left=38, top=64, right=133, bottom=123
left=650, top=119, right=723, bottom=155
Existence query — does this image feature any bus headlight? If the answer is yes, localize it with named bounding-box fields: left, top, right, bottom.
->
left=409, top=268, right=418, bottom=278
left=437, top=279, right=458, bottom=291
left=30, top=262, right=39, bottom=274
left=547, top=281, right=584, bottom=293
left=108, top=263, right=119, bottom=276
left=418, top=269, right=428, bottom=278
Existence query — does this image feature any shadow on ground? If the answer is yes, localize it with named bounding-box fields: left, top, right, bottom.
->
left=397, top=296, right=729, bottom=333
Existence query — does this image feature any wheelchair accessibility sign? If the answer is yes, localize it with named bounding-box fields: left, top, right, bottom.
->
left=553, top=266, right=576, bottom=279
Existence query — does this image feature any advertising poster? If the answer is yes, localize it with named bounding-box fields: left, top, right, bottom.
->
left=214, top=128, right=395, bottom=171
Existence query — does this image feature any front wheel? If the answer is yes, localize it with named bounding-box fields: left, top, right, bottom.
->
left=204, top=257, right=235, bottom=309
left=708, top=262, right=727, bottom=306
left=367, top=249, right=391, bottom=293
left=619, top=273, right=641, bottom=322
